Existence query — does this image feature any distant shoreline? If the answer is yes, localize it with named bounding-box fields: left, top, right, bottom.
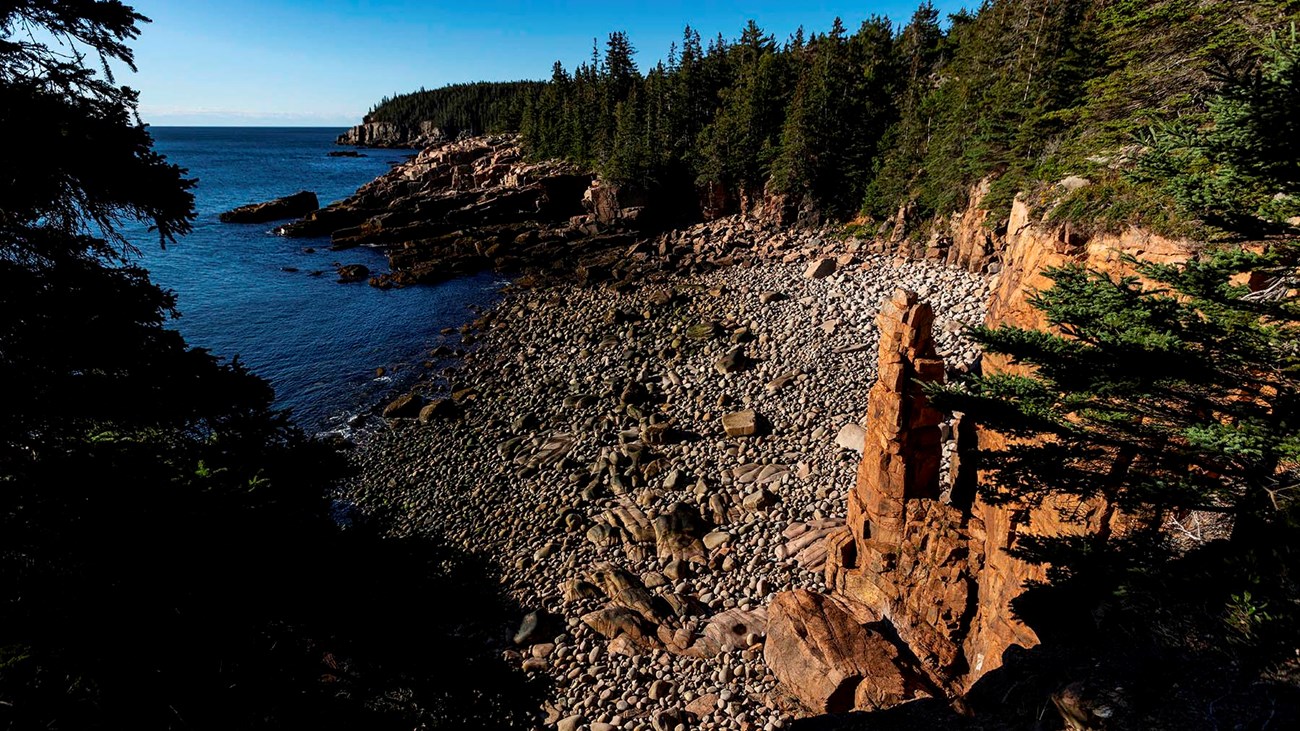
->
left=138, top=127, right=487, bottom=435
left=146, top=124, right=352, bottom=130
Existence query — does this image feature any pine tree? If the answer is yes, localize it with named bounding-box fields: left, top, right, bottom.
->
left=1129, top=28, right=1300, bottom=233
left=932, top=249, right=1300, bottom=559
left=697, top=20, right=787, bottom=198
left=772, top=17, right=882, bottom=216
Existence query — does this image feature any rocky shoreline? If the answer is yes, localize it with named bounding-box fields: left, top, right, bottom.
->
left=336, top=120, right=444, bottom=148
left=308, top=130, right=1209, bottom=729
left=342, top=227, right=991, bottom=728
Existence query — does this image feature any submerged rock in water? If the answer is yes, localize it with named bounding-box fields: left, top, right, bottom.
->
left=336, top=264, right=370, bottom=283
left=219, top=190, right=319, bottom=223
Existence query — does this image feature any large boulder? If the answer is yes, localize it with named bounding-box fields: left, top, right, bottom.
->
left=764, top=590, right=924, bottom=714
left=834, top=423, right=867, bottom=453
left=713, top=345, right=748, bottom=375
left=803, top=257, right=837, bottom=279
left=219, top=191, right=319, bottom=223
left=418, top=398, right=458, bottom=422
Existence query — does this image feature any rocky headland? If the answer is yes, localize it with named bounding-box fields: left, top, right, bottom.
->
left=276, top=134, right=628, bottom=287
left=336, top=120, right=446, bottom=148
left=219, top=190, right=319, bottom=223
left=284, top=134, right=1208, bottom=729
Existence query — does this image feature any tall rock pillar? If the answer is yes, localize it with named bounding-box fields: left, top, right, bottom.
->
left=847, top=289, right=947, bottom=551
left=827, top=288, right=979, bottom=688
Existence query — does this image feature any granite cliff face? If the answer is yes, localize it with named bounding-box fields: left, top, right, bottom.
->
left=984, top=197, right=1193, bottom=357
left=764, top=193, right=1199, bottom=713
left=336, top=120, right=445, bottom=148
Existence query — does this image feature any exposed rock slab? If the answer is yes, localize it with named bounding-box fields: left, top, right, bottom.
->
left=652, top=502, right=708, bottom=562
left=219, top=190, right=318, bottom=223
left=764, top=590, right=923, bottom=714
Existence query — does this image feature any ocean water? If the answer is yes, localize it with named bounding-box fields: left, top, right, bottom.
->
left=131, top=127, right=504, bottom=434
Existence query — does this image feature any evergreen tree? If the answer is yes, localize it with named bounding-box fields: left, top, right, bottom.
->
left=772, top=17, right=887, bottom=216
left=932, top=248, right=1300, bottom=594
left=929, top=248, right=1300, bottom=697
left=363, top=81, right=542, bottom=136
left=366, top=2, right=1300, bottom=234
left=1129, top=28, right=1300, bottom=233
left=603, top=30, right=639, bottom=97
left=862, top=3, right=945, bottom=220
left=606, top=83, right=648, bottom=184
left=697, top=20, right=788, bottom=198
left=0, top=4, right=541, bottom=726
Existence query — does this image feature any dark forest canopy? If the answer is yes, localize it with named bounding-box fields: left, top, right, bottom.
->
left=364, top=1, right=1300, bottom=238
left=362, top=80, right=543, bottom=136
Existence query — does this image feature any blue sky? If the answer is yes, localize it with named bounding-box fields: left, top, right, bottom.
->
left=124, top=1, right=970, bottom=126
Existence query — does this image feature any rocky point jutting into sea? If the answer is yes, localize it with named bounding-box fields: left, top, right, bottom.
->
left=277, top=132, right=1209, bottom=729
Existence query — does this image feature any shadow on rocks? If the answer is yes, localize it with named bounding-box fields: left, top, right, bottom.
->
left=295, top=514, right=551, bottom=729
left=786, top=515, right=1300, bottom=731
left=0, top=454, right=548, bottom=730
left=785, top=700, right=973, bottom=731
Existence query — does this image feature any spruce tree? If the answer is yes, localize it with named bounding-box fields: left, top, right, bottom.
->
left=1, top=4, right=545, bottom=726
left=929, top=248, right=1300, bottom=706
left=772, top=17, right=881, bottom=216
left=862, top=3, right=944, bottom=220
left=1129, top=28, right=1300, bottom=233
left=697, top=20, right=786, bottom=198
left=933, top=249, right=1300, bottom=561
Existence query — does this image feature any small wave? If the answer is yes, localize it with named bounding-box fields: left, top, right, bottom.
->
left=315, top=406, right=392, bottom=446
left=315, top=413, right=354, bottom=439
